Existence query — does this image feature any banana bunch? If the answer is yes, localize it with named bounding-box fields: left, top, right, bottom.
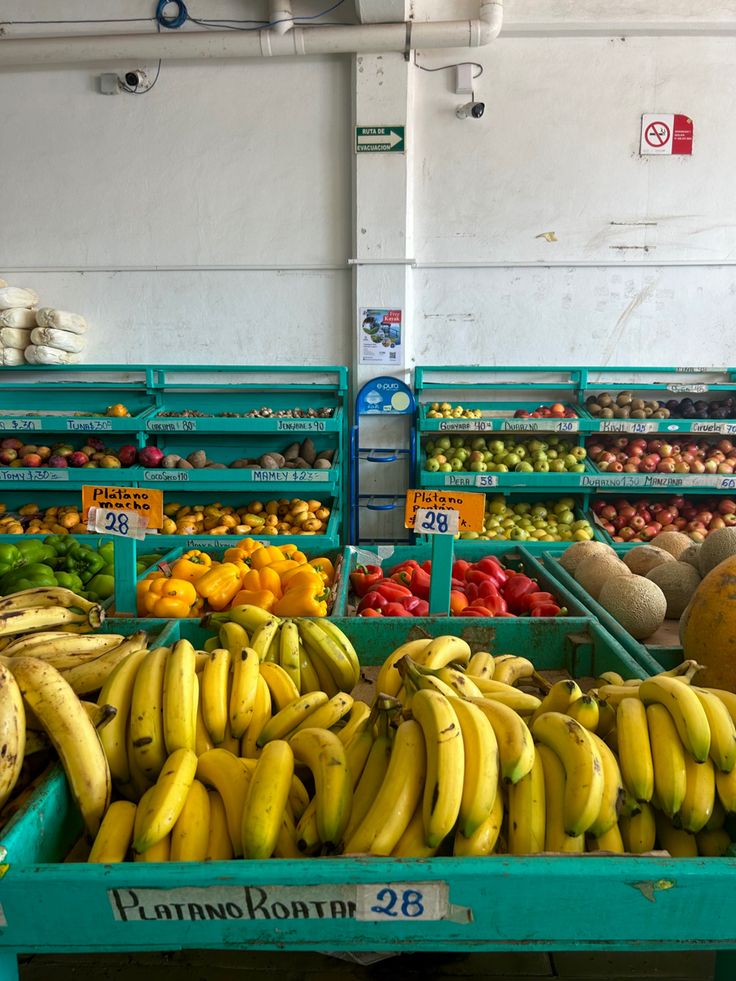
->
left=203, top=605, right=360, bottom=696
left=0, top=586, right=105, bottom=641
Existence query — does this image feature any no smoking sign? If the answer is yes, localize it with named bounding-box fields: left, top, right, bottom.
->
left=640, top=113, right=693, bottom=155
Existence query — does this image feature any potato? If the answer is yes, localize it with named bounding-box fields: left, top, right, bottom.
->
left=282, top=442, right=300, bottom=461
left=313, top=459, right=331, bottom=469
left=187, top=450, right=207, bottom=469
left=299, top=438, right=317, bottom=466
left=259, top=453, right=285, bottom=470
left=176, top=458, right=193, bottom=469
left=162, top=454, right=181, bottom=469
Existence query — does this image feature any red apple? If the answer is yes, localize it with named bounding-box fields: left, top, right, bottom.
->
left=718, top=439, right=734, bottom=454
left=657, top=460, right=676, bottom=473
left=630, top=515, right=646, bottom=531
left=619, top=527, right=636, bottom=541
left=719, top=499, right=736, bottom=515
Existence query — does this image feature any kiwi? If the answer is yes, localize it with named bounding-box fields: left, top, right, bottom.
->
left=630, top=409, right=646, bottom=418
left=617, top=392, right=633, bottom=406
left=631, top=399, right=646, bottom=411
left=589, top=403, right=602, bottom=416
left=600, top=407, right=614, bottom=418
left=598, top=394, right=613, bottom=408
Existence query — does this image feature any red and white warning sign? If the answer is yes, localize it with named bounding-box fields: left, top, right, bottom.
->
left=640, top=114, right=693, bottom=156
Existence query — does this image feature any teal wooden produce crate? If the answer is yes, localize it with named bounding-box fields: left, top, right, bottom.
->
left=336, top=543, right=589, bottom=619
left=4, top=616, right=736, bottom=975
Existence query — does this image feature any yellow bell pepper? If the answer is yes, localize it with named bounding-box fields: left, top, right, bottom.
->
left=268, top=559, right=303, bottom=577
left=234, top=538, right=266, bottom=557
left=250, top=545, right=287, bottom=570
left=272, top=583, right=329, bottom=617
left=230, top=588, right=277, bottom=612
left=308, top=556, right=335, bottom=585
left=170, top=549, right=213, bottom=583
left=137, top=577, right=198, bottom=618
left=195, top=562, right=243, bottom=611
left=241, top=566, right=283, bottom=599
left=282, top=568, right=325, bottom=594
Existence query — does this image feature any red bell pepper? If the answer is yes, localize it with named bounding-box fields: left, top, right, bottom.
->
left=389, top=559, right=420, bottom=577
left=391, top=565, right=431, bottom=600
left=450, top=590, right=469, bottom=615
left=459, top=606, right=493, bottom=617
left=517, top=591, right=556, bottom=614
left=349, top=564, right=383, bottom=597
left=531, top=603, right=565, bottom=617
left=451, top=578, right=466, bottom=591
left=420, top=560, right=432, bottom=573
left=499, top=574, right=538, bottom=613
left=465, top=567, right=507, bottom=589
left=357, top=591, right=388, bottom=613
left=365, top=580, right=413, bottom=603
left=359, top=608, right=383, bottom=617
left=401, top=595, right=430, bottom=616
left=469, top=592, right=508, bottom=615
left=452, top=559, right=471, bottom=581
left=473, top=557, right=510, bottom=584
left=383, top=601, right=410, bottom=617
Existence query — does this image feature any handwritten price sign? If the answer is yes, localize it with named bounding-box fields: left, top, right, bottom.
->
left=405, top=489, right=485, bottom=533
left=87, top=507, right=147, bottom=541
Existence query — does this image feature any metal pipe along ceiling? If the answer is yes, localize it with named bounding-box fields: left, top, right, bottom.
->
left=0, top=1, right=503, bottom=68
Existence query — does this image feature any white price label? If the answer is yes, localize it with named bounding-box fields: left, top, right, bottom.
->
left=599, top=420, right=657, bottom=434
left=441, top=473, right=498, bottom=488
left=438, top=420, right=476, bottom=431
left=0, top=468, right=68, bottom=481
left=66, top=419, right=113, bottom=432
left=690, top=421, right=736, bottom=435
left=277, top=420, right=326, bottom=432
left=667, top=384, right=708, bottom=393
left=502, top=419, right=579, bottom=433
left=676, top=367, right=713, bottom=373
left=143, top=470, right=189, bottom=482
left=356, top=882, right=449, bottom=922
left=148, top=419, right=197, bottom=433
left=415, top=507, right=459, bottom=535
left=87, top=506, right=147, bottom=540
left=0, top=418, right=40, bottom=431
left=251, top=470, right=329, bottom=482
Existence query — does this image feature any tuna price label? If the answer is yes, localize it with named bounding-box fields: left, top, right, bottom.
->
left=598, top=420, right=657, bottom=434
left=148, top=419, right=197, bottom=433
left=0, top=418, right=41, bottom=431
left=0, top=469, right=68, bottom=481
left=66, top=419, right=114, bottom=432
left=109, top=883, right=450, bottom=924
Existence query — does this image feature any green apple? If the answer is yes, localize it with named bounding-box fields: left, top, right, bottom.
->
left=439, top=462, right=452, bottom=472
left=534, top=461, right=550, bottom=472
left=425, top=458, right=440, bottom=472
left=516, top=462, right=534, bottom=472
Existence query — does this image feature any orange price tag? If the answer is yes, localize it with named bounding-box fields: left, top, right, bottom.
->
left=404, top=489, right=485, bottom=534
left=82, top=485, right=164, bottom=531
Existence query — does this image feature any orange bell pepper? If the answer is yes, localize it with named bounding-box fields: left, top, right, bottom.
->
left=307, top=556, right=335, bottom=585
left=449, top=589, right=469, bottom=615
left=170, top=549, right=212, bottom=583
left=195, top=562, right=243, bottom=611
left=282, top=568, right=326, bottom=594
left=137, top=577, right=198, bottom=618
left=230, top=588, right=277, bottom=612
left=241, top=566, right=282, bottom=599
left=272, top=583, right=329, bottom=617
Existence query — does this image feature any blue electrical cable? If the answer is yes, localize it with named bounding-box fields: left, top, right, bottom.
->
left=155, top=0, right=188, bottom=30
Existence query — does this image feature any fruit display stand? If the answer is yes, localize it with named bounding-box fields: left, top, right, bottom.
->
left=0, top=365, right=347, bottom=549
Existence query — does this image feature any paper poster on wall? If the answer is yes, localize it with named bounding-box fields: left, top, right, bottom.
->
left=359, top=308, right=403, bottom=366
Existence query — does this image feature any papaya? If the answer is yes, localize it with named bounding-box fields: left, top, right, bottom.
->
left=682, top=554, right=736, bottom=690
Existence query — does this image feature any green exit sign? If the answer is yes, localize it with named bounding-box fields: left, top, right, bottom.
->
left=355, top=126, right=405, bottom=153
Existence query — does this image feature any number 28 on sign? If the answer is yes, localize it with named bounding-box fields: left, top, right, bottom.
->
left=87, top=507, right=147, bottom=541
left=405, top=489, right=485, bottom=534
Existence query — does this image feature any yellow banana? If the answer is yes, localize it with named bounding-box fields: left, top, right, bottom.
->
left=694, top=689, right=736, bottom=774
left=588, top=732, right=625, bottom=838
left=194, top=675, right=215, bottom=756
left=61, top=633, right=148, bottom=696
left=0, top=604, right=103, bottom=636
left=88, top=800, right=137, bottom=863
left=344, top=723, right=374, bottom=788
left=375, top=639, right=433, bottom=698
left=619, top=801, right=656, bottom=854
left=0, top=586, right=103, bottom=616
left=241, top=674, right=272, bottom=758
left=302, top=639, right=339, bottom=697
left=411, top=689, right=464, bottom=848
left=242, top=739, right=294, bottom=859
left=296, top=618, right=357, bottom=692
left=595, top=699, right=617, bottom=739
left=289, top=728, right=351, bottom=847
left=676, top=755, right=715, bottom=834
left=431, top=665, right=484, bottom=699
left=638, top=675, right=710, bottom=763
left=290, top=692, right=353, bottom=737
left=595, top=684, right=640, bottom=707
left=205, top=790, right=234, bottom=860
left=567, top=695, right=599, bottom=732
left=343, top=719, right=425, bottom=856
left=493, top=656, right=535, bottom=687
left=2, top=632, right=124, bottom=669
left=298, top=639, right=323, bottom=695
left=204, top=636, right=219, bottom=654
left=201, top=647, right=230, bottom=745
left=703, top=688, right=736, bottom=726
left=337, top=701, right=371, bottom=746
left=212, top=604, right=276, bottom=634
left=218, top=621, right=250, bottom=656
left=448, top=696, right=498, bottom=838
left=482, top=689, right=541, bottom=714
left=343, top=722, right=392, bottom=843
left=418, top=635, right=471, bottom=670
left=129, top=646, right=169, bottom=780
left=536, top=743, right=583, bottom=853
left=294, top=798, right=321, bottom=855
left=531, top=711, right=604, bottom=837
left=466, top=650, right=495, bottom=680
left=170, top=778, right=210, bottom=862
left=529, top=679, right=583, bottom=727
left=715, top=763, right=736, bottom=813
left=596, top=671, right=625, bottom=687
left=125, top=719, right=154, bottom=801
left=132, top=802, right=170, bottom=862
left=588, top=822, right=625, bottom=853
left=508, top=746, right=546, bottom=854
left=229, top=646, right=260, bottom=739
left=133, top=748, right=198, bottom=854
left=616, top=697, right=654, bottom=803
left=0, top=661, right=25, bottom=808
left=696, top=828, right=731, bottom=856
left=278, top=620, right=301, bottom=691
left=259, top=660, right=300, bottom=712
left=256, top=691, right=329, bottom=746
left=196, top=748, right=251, bottom=857
left=391, top=802, right=441, bottom=859
left=162, top=640, right=196, bottom=755
left=97, top=648, right=148, bottom=785
left=288, top=773, right=310, bottom=822
left=453, top=786, right=504, bottom=856
left=10, top=655, right=110, bottom=836
left=249, top=617, right=282, bottom=662
left=470, top=697, right=535, bottom=785
left=654, top=810, right=697, bottom=857
left=313, top=620, right=361, bottom=689
left=647, top=703, right=687, bottom=819
left=274, top=807, right=302, bottom=858
left=706, top=796, right=726, bottom=831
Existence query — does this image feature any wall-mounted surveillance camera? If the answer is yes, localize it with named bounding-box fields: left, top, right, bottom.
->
left=456, top=101, right=485, bottom=120
left=122, top=69, right=148, bottom=92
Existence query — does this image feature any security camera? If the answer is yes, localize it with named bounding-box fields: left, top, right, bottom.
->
left=123, top=69, right=147, bottom=91
left=456, top=100, right=485, bottom=120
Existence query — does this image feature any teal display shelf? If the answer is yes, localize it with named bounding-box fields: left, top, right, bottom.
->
left=3, top=617, right=736, bottom=976
left=419, top=458, right=595, bottom=490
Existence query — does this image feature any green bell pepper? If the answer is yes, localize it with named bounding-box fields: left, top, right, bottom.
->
left=85, top=572, right=115, bottom=601
left=0, top=563, right=58, bottom=594
left=98, top=542, right=115, bottom=566
left=54, top=571, right=85, bottom=594
left=43, top=535, right=77, bottom=557
left=0, top=544, right=22, bottom=579
left=63, top=545, right=106, bottom=584
left=15, top=540, right=56, bottom=565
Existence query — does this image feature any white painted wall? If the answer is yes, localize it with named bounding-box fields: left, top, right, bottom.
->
left=2, top=1, right=736, bottom=367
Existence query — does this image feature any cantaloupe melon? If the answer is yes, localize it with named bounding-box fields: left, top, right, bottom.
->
left=645, top=561, right=701, bottom=619
left=598, top=575, right=667, bottom=639
left=623, top=544, right=675, bottom=577
left=650, top=531, right=692, bottom=560
left=559, top=539, right=615, bottom=575
left=697, top=527, right=736, bottom=577
left=575, top=554, right=630, bottom=600
left=682, top=553, right=736, bottom=689
left=680, top=543, right=702, bottom=573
